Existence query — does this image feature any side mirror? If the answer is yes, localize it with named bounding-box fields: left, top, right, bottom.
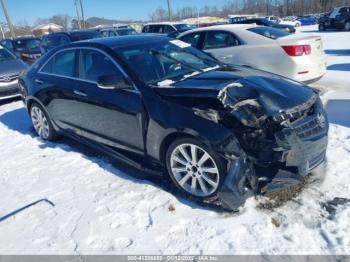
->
left=97, top=74, right=132, bottom=90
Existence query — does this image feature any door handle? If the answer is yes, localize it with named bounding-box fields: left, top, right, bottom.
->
left=73, top=90, right=87, bottom=97
left=35, top=79, right=43, bottom=85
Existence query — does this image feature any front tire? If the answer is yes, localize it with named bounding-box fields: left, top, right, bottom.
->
left=30, top=103, right=57, bottom=140
left=165, top=138, right=226, bottom=199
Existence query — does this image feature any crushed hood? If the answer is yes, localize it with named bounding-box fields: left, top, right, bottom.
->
left=154, top=66, right=315, bottom=116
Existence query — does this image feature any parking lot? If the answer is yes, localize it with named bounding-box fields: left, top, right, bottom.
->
left=0, top=25, right=349, bottom=255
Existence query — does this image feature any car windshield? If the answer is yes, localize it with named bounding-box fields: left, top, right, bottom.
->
left=174, top=24, right=196, bottom=32
left=0, top=47, right=16, bottom=62
left=71, top=31, right=101, bottom=41
left=247, top=26, right=290, bottom=39
left=117, top=40, right=221, bottom=86
left=116, top=29, right=137, bottom=36
left=14, top=39, right=40, bottom=51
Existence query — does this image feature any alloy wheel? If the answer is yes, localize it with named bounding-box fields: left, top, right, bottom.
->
left=170, top=143, right=220, bottom=197
left=30, top=105, right=50, bottom=139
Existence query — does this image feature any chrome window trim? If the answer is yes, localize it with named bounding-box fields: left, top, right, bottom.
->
left=38, top=46, right=139, bottom=92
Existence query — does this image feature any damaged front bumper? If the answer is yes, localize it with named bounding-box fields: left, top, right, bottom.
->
left=217, top=98, right=329, bottom=212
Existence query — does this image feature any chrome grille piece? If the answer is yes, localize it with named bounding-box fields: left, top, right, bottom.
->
left=0, top=74, right=19, bottom=82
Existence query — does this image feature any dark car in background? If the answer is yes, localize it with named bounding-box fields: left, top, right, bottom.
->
left=196, top=22, right=228, bottom=28
left=0, top=46, right=28, bottom=99
left=319, top=7, right=350, bottom=31
left=230, top=18, right=296, bottom=33
left=142, top=23, right=195, bottom=37
left=40, top=30, right=101, bottom=53
left=99, top=27, right=138, bottom=38
left=1, top=37, right=42, bottom=64
left=19, top=35, right=328, bottom=211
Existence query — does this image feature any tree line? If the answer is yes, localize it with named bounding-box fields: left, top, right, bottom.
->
left=149, top=0, right=350, bottom=21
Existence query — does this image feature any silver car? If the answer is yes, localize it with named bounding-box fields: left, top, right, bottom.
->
left=0, top=46, right=28, bottom=100
left=179, top=25, right=326, bottom=83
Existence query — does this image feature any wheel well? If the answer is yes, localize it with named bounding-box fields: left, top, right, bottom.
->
left=26, top=99, right=35, bottom=111
left=159, top=132, right=195, bottom=163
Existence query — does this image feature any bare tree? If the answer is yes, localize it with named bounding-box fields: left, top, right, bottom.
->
left=36, top=14, right=71, bottom=30
left=148, top=0, right=350, bottom=21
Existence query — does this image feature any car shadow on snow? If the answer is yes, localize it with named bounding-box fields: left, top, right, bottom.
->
left=0, top=107, right=36, bottom=137
left=326, top=100, right=350, bottom=128
left=327, top=64, right=350, bottom=71
left=301, top=30, right=345, bottom=33
left=325, top=49, right=350, bottom=56
left=0, top=107, right=226, bottom=213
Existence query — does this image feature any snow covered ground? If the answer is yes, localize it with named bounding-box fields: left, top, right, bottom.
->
left=0, top=25, right=349, bottom=255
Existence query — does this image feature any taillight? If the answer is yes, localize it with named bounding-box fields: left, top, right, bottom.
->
left=282, top=45, right=311, bottom=56
left=303, top=45, right=311, bottom=55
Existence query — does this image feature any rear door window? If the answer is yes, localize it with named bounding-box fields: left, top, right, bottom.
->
left=203, top=31, right=240, bottom=50
left=41, top=49, right=76, bottom=77
left=149, top=25, right=162, bottom=33
left=163, top=25, right=175, bottom=34
left=47, top=35, right=70, bottom=47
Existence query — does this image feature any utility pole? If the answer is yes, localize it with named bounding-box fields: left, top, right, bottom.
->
left=0, top=23, right=5, bottom=39
left=266, top=0, right=269, bottom=16
left=74, top=0, right=81, bottom=29
left=0, top=0, right=15, bottom=38
left=167, top=0, right=172, bottom=21
left=79, top=0, right=85, bottom=29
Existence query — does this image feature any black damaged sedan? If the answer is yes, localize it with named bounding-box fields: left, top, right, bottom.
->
left=19, top=35, right=328, bottom=211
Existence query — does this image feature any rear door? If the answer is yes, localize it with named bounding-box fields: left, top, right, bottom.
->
left=36, top=48, right=83, bottom=133
left=70, top=48, right=144, bottom=153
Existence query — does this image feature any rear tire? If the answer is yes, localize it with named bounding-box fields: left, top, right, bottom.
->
left=165, top=137, right=226, bottom=199
left=30, top=103, right=57, bottom=141
left=344, top=21, right=350, bottom=31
